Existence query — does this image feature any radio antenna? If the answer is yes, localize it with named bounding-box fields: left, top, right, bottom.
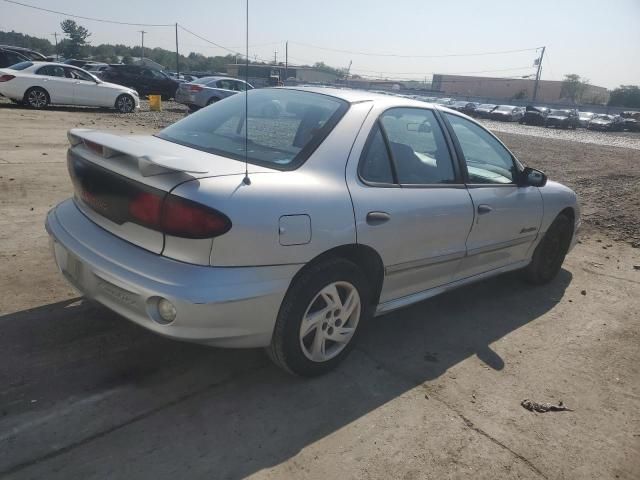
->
left=242, top=0, right=251, bottom=185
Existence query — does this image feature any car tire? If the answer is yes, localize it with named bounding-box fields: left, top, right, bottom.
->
left=115, top=94, right=136, bottom=113
left=522, top=214, right=572, bottom=285
left=24, top=87, right=50, bottom=109
left=267, top=258, right=372, bottom=377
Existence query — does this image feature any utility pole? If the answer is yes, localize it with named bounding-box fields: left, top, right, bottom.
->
left=532, top=46, right=546, bottom=103
left=284, top=41, right=288, bottom=84
left=50, top=33, right=59, bottom=61
left=138, top=30, right=147, bottom=59
left=174, top=23, right=180, bottom=76
left=273, top=50, right=278, bottom=65
left=346, top=60, right=352, bottom=87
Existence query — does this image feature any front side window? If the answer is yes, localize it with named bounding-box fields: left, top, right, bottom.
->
left=158, top=89, right=348, bottom=169
left=379, top=108, right=455, bottom=185
left=445, top=113, right=517, bottom=184
left=65, top=68, right=94, bottom=82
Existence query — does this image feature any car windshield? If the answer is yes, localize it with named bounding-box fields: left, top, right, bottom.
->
left=8, top=61, right=33, bottom=70
left=579, top=112, right=594, bottom=118
left=478, top=104, right=495, bottom=109
left=496, top=106, right=515, bottom=112
left=549, top=110, right=569, bottom=116
left=157, top=89, right=348, bottom=169
left=595, top=115, right=613, bottom=120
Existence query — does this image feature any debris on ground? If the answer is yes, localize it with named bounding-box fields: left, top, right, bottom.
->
left=521, top=399, right=573, bottom=413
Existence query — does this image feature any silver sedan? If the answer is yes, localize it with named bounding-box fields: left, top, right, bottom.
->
left=174, top=76, right=253, bottom=111
left=46, top=88, right=580, bottom=376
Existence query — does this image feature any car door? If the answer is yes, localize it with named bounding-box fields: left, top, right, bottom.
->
left=65, top=67, right=104, bottom=106
left=347, top=106, right=475, bottom=305
left=442, top=112, right=543, bottom=279
left=34, top=65, right=75, bottom=104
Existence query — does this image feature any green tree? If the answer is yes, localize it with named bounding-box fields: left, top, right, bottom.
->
left=560, top=74, right=589, bottom=104
left=608, top=85, right=640, bottom=108
left=60, top=19, right=91, bottom=58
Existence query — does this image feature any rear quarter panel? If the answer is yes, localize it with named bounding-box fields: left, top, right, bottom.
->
left=170, top=100, right=375, bottom=267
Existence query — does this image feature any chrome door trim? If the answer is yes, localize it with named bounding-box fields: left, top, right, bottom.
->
left=385, top=250, right=465, bottom=275
left=466, top=233, right=537, bottom=257
left=376, top=259, right=530, bottom=316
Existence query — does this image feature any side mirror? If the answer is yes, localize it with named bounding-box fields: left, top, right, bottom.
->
left=521, top=167, right=547, bottom=187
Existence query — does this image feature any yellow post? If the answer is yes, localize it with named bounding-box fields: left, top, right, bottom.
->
left=148, top=95, right=162, bottom=112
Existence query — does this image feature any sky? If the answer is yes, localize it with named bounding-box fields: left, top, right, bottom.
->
left=1, top=0, right=639, bottom=89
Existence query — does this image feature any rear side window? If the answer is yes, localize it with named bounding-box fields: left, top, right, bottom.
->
left=359, top=124, right=394, bottom=184
left=36, top=65, right=65, bottom=77
left=158, top=89, right=349, bottom=170
left=380, top=108, right=456, bottom=185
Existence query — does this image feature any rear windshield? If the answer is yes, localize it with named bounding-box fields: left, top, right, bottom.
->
left=549, top=109, right=569, bottom=116
left=158, top=89, right=349, bottom=170
left=8, top=61, right=33, bottom=70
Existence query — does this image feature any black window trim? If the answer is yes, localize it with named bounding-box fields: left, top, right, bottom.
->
left=357, top=106, right=464, bottom=189
left=439, top=109, right=525, bottom=188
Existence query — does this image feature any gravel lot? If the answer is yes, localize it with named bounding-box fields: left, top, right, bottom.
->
left=0, top=98, right=639, bottom=479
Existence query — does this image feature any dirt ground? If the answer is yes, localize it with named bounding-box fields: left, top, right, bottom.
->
left=0, top=100, right=639, bottom=480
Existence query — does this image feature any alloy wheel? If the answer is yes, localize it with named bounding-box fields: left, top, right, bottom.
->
left=298, top=281, right=361, bottom=362
left=28, top=90, right=47, bottom=108
left=117, top=95, right=134, bottom=113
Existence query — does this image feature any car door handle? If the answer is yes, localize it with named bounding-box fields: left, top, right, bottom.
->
left=366, top=211, right=391, bottom=226
left=477, top=204, right=493, bottom=215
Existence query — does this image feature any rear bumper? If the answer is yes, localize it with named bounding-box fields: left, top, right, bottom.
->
left=46, top=199, right=300, bottom=348
left=174, top=90, right=195, bottom=106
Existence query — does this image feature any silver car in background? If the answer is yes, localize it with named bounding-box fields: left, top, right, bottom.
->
left=46, top=88, right=580, bottom=376
left=175, top=76, right=253, bottom=111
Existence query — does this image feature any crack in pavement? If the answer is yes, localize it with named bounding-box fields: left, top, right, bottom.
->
left=0, top=365, right=269, bottom=478
left=354, top=346, right=548, bottom=480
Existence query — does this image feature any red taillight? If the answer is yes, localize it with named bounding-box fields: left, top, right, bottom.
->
left=129, top=192, right=163, bottom=226
left=0, top=74, right=15, bottom=82
left=161, top=195, right=231, bottom=239
left=128, top=192, right=231, bottom=239
left=188, top=85, right=203, bottom=92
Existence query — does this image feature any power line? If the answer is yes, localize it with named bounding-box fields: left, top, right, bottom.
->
left=3, top=0, right=174, bottom=26
left=288, top=41, right=542, bottom=58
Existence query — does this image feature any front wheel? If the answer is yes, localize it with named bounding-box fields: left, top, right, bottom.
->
left=115, top=94, right=136, bottom=113
left=522, top=214, right=572, bottom=285
left=24, top=87, right=49, bottom=109
left=267, top=258, right=372, bottom=376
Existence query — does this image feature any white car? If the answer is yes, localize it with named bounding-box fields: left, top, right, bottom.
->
left=0, top=61, right=139, bottom=113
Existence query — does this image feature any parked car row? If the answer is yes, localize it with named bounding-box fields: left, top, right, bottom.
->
left=398, top=95, right=637, bottom=132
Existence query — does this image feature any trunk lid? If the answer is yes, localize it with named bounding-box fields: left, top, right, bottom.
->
left=66, top=128, right=271, bottom=260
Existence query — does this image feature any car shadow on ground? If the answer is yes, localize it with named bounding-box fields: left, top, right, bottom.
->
left=0, top=269, right=572, bottom=478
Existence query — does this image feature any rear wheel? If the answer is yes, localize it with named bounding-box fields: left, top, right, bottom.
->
left=24, top=87, right=49, bottom=109
left=268, top=258, right=372, bottom=376
left=115, top=94, right=135, bottom=113
left=522, top=214, right=572, bottom=285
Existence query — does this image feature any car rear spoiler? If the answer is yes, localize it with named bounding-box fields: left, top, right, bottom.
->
left=67, top=128, right=209, bottom=176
